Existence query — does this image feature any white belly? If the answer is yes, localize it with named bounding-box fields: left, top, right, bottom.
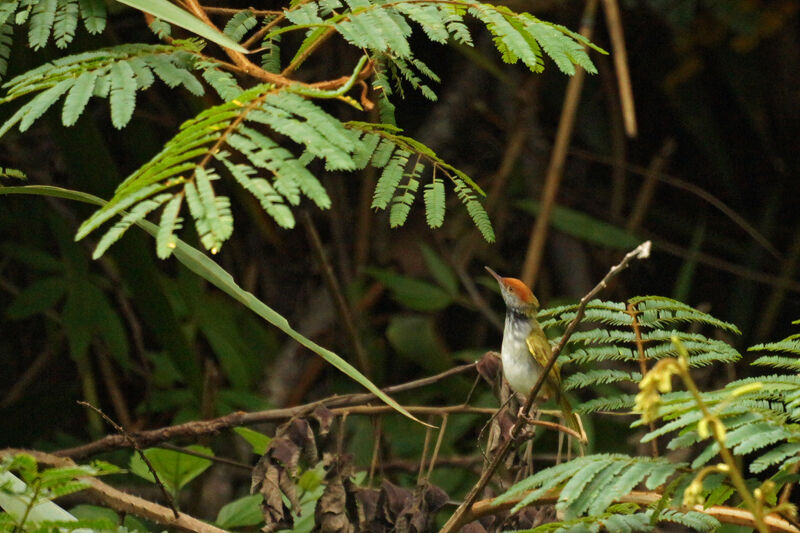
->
left=501, top=317, right=541, bottom=396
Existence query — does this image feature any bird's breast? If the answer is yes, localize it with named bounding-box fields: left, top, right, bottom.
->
left=501, top=315, right=541, bottom=395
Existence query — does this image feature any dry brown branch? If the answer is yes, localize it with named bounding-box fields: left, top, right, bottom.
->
left=56, top=363, right=478, bottom=459
left=467, top=489, right=800, bottom=532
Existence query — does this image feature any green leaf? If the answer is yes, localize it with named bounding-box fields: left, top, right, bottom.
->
left=216, top=494, right=264, bottom=529
left=62, top=70, right=98, bottom=126
left=423, top=179, right=445, bottom=228
left=367, top=267, right=453, bottom=312
left=233, top=427, right=272, bottom=455
left=29, top=0, right=57, bottom=50
left=112, top=0, right=248, bottom=53
left=109, top=61, right=137, bottom=128
left=129, top=445, right=213, bottom=494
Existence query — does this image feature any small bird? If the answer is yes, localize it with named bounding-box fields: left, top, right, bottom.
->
left=486, top=266, right=585, bottom=442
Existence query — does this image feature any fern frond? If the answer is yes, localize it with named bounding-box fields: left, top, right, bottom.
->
left=389, top=161, right=422, bottom=227
left=423, top=179, right=444, bottom=228
left=76, top=84, right=360, bottom=256
left=261, top=33, right=281, bottom=74
left=223, top=10, right=258, bottom=42
left=109, top=60, right=137, bottom=128
left=577, top=394, right=636, bottom=413
left=0, top=22, right=13, bottom=82
left=198, top=61, right=242, bottom=101
left=495, top=455, right=683, bottom=518
left=750, top=442, right=800, bottom=473
left=631, top=296, right=741, bottom=333
left=29, top=0, right=56, bottom=50
left=78, top=0, right=106, bottom=34
left=566, top=345, right=638, bottom=365
left=0, top=43, right=208, bottom=135
left=372, top=150, right=409, bottom=209
left=563, top=369, right=641, bottom=391
left=156, top=194, right=183, bottom=259
left=53, top=0, right=79, bottom=48
left=0, top=3, right=18, bottom=27
left=453, top=175, right=494, bottom=242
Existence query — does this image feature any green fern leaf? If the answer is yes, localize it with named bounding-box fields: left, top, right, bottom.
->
left=577, top=394, right=635, bottom=413
left=471, top=5, right=542, bottom=71
left=0, top=22, right=13, bottom=81
left=29, top=0, right=56, bottom=50
left=220, top=157, right=295, bottom=229
left=236, top=125, right=331, bottom=209
left=128, top=56, right=155, bottom=89
left=109, top=60, right=137, bottom=128
left=53, top=0, right=79, bottom=48
left=77, top=181, right=176, bottom=240
left=395, top=3, right=449, bottom=43
left=563, top=369, right=641, bottom=391
left=156, top=193, right=183, bottom=258
left=93, top=193, right=173, bottom=258
left=199, top=63, right=242, bottom=101
left=750, top=442, right=800, bottom=473
left=423, top=179, right=444, bottom=228
left=352, top=131, right=381, bottom=169
left=146, top=54, right=204, bottom=95
left=452, top=176, right=494, bottom=242
left=751, top=355, right=800, bottom=370
left=370, top=137, right=396, bottom=168
left=261, top=33, right=281, bottom=74
left=0, top=2, right=18, bottom=26
left=389, top=163, right=421, bottom=227
left=223, top=10, right=257, bottom=42
left=188, top=166, right=232, bottom=253
left=750, top=339, right=800, bottom=356
left=372, top=150, right=409, bottom=209
left=78, top=0, right=106, bottom=33
left=17, top=78, right=74, bottom=132
left=522, top=16, right=595, bottom=75
left=61, top=70, right=97, bottom=126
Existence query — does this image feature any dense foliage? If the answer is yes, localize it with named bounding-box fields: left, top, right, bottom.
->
left=1, top=0, right=799, bottom=532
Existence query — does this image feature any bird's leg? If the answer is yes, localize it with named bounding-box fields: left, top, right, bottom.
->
left=514, top=395, right=541, bottom=440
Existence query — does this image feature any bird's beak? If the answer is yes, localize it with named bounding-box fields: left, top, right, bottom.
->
left=484, top=266, right=504, bottom=285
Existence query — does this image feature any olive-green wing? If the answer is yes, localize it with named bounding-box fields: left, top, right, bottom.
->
left=526, top=326, right=561, bottom=384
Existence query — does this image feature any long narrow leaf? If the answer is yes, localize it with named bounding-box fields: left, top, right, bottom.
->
left=112, top=0, right=248, bottom=53
left=0, top=185, right=426, bottom=426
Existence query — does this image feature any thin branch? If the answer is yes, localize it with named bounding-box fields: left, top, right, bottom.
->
left=626, top=303, right=658, bottom=458
left=302, top=211, right=371, bottom=376
left=440, top=240, right=652, bottom=533
left=201, top=6, right=281, bottom=16
left=78, top=401, right=179, bottom=519
left=56, top=363, right=478, bottom=459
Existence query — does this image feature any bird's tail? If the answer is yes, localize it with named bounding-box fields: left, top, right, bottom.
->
left=558, top=393, right=587, bottom=445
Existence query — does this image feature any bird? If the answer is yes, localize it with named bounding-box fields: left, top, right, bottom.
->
left=485, top=266, right=585, bottom=443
